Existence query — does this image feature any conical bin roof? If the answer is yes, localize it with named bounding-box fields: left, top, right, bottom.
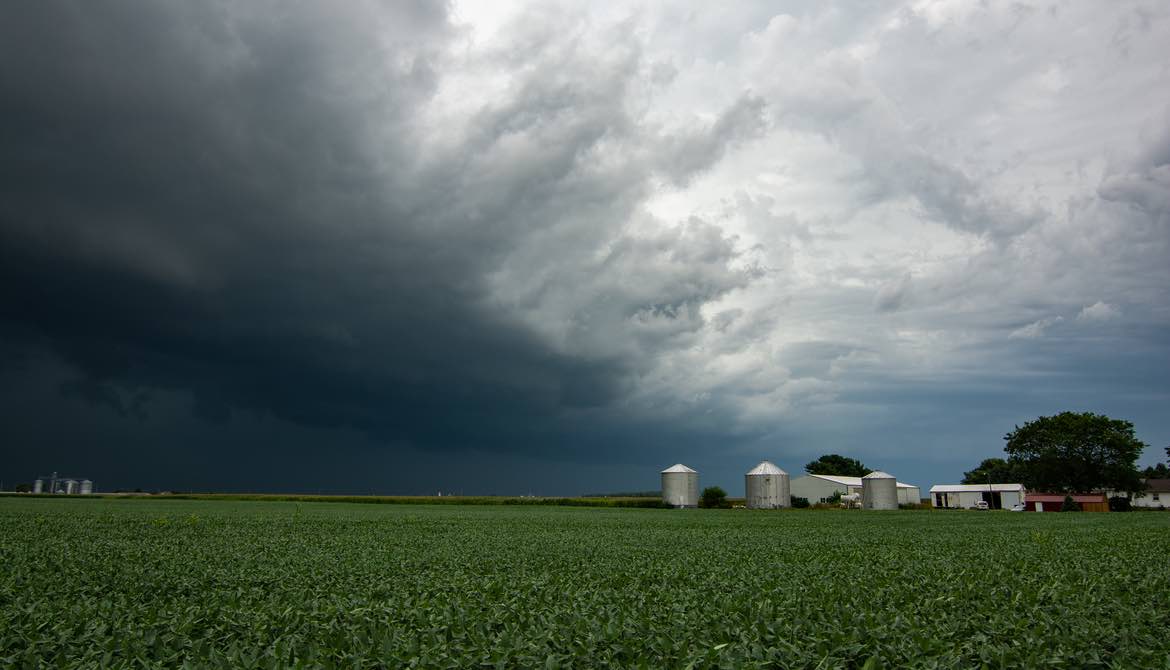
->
left=746, top=461, right=787, bottom=476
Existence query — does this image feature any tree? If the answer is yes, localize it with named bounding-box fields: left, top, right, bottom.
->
left=961, top=458, right=1019, bottom=485
left=804, top=454, right=869, bottom=477
left=1003, top=412, right=1146, bottom=494
left=1060, top=495, right=1081, bottom=512
left=1143, top=446, right=1170, bottom=478
left=1142, top=463, right=1170, bottom=479
left=699, top=486, right=728, bottom=509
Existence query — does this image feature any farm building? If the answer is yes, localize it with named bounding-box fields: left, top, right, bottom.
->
left=861, top=471, right=899, bottom=510
left=1025, top=493, right=1109, bottom=512
left=744, top=461, right=790, bottom=509
left=1128, top=479, right=1169, bottom=509
left=929, top=483, right=1025, bottom=510
left=790, top=474, right=920, bottom=506
left=660, top=464, right=699, bottom=508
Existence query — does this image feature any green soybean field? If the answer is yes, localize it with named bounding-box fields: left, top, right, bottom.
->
left=1, top=498, right=1167, bottom=669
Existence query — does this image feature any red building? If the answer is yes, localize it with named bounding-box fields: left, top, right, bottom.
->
left=1025, top=493, right=1109, bottom=512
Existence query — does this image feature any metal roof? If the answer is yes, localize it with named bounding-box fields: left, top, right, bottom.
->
left=1027, top=493, right=1107, bottom=503
left=661, top=463, right=697, bottom=474
left=746, top=461, right=787, bottom=476
left=862, top=470, right=895, bottom=479
left=1143, top=478, right=1170, bottom=492
left=806, top=474, right=917, bottom=489
left=929, top=483, right=1025, bottom=493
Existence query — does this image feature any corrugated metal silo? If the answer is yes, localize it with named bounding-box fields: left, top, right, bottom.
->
left=745, top=461, right=790, bottom=509
left=862, top=471, right=898, bottom=510
left=79, top=480, right=93, bottom=495
left=661, top=464, right=699, bottom=508
left=63, top=479, right=77, bottom=495
left=33, top=479, right=43, bottom=494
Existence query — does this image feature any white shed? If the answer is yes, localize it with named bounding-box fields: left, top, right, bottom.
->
left=928, top=483, right=1025, bottom=509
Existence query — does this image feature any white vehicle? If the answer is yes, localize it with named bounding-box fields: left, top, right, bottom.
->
left=1009, top=504, right=1024, bottom=512
left=972, top=500, right=989, bottom=510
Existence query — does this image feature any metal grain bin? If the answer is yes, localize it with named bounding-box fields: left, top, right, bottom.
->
left=33, top=479, right=43, bottom=494
left=79, top=480, right=93, bottom=495
left=745, top=461, right=790, bottom=509
left=661, top=464, right=699, bottom=508
left=862, top=471, right=898, bottom=510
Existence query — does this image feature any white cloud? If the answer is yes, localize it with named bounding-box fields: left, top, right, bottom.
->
left=1009, top=316, right=1064, bottom=340
left=1077, top=302, right=1121, bottom=322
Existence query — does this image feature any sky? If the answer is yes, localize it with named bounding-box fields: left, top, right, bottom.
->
left=2, top=1, right=1169, bottom=495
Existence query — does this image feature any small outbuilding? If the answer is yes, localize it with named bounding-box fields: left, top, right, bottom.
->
left=1025, top=493, right=1109, bottom=512
left=929, top=484, right=1025, bottom=510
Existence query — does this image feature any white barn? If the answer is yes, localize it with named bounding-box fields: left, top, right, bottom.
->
left=790, top=474, right=921, bottom=506
left=929, top=483, right=1025, bottom=509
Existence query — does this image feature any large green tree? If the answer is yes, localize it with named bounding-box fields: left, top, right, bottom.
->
left=804, top=454, right=869, bottom=477
left=1003, top=412, right=1146, bottom=493
left=961, top=458, right=1019, bottom=485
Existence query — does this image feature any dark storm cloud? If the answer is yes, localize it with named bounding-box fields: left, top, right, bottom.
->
left=0, top=1, right=761, bottom=465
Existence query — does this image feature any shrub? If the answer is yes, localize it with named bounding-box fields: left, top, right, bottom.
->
left=700, top=487, right=729, bottom=509
left=1108, top=496, right=1131, bottom=512
left=1061, top=495, right=1081, bottom=512
left=791, top=496, right=810, bottom=509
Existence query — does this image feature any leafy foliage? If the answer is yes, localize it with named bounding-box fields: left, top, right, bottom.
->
left=699, top=486, right=728, bottom=509
left=1003, top=412, right=1146, bottom=493
left=1108, top=496, right=1132, bottom=512
left=790, top=495, right=810, bottom=509
left=961, top=458, right=1018, bottom=485
left=1061, top=495, right=1082, bottom=512
left=804, top=454, right=869, bottom=477
left=1142, top=463, right=1169, bottom=478
left=1, top=498, right=1169, bottom=668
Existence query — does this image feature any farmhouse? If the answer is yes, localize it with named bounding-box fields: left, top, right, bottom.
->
left=928, top=483, right=1025, bottom=510
left=1129, top=479, right=1169, bottom=509
left=1025, top=493, right=1109, bottom=512
left=790, top=474, right=920, bottom=506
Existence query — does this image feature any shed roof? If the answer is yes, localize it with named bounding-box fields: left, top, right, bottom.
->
left=746, top=461, right=787, bottom=476
left=1027, top=493, right=1107, bottom=503
left=929, top=484, right=1025, bottom=494
left=661, top=463, right=697, bottom=474
left=806, top=474, right=917, bottom=489
left=863, top=470, right=895, bottom=479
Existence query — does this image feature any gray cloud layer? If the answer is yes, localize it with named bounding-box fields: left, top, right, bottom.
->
left=2, top=1, right=1168, bottom=493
